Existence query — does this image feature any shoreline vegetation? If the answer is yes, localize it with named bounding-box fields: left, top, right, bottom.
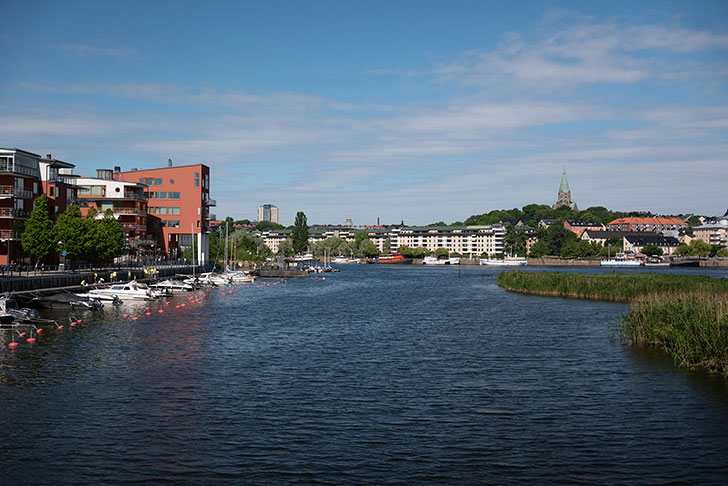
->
left=497, top=271, right=728, bottom=375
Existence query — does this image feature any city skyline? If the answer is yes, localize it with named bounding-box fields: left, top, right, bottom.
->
left=1, top=1, right=727, bottom=225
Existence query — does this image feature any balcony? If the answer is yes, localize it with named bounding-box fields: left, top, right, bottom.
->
left=0, top=230, right=21, bottom=240
left=0, top=186, right=34, bottom=199
left=0, top=162, right=41, bottom=178
left=114, top=208, right=146, bottom=216
left=207, top=213, right=217, bottom=221
left=0, top=208, right=30, bottom=219
left=121, top=223, right=147, bottom=232
left=204, top=198, right=217, bottom=207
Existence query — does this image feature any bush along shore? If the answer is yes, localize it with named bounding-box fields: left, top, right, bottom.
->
left=497, top=271, right=728, bottom=375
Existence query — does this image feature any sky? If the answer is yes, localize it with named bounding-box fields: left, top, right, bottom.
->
left=1, top=0, right=727, bottom=225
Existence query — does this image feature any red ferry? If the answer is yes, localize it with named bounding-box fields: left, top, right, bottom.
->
left=369, top=253, right=413, bottom=264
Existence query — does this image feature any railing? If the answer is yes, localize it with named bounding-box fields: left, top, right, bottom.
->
left=123, top=193, right=145, bottom=200
left=121, top=223, right=147, bottom=232
left=114, top=208, right=146, bottom=216
left=0, top=186, right=34, bottom=199
left=205, top=198, right=217, bottom=206
left=0, top=162, right=41, bottom=178
left=0, top=230, right=21, bottom=240
left=0, top=208, right=30, bottom=219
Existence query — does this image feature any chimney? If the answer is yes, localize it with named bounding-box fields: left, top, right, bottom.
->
left=168, top=158, right=173, bottom=167
left=114, top=166, right=121, bottom=173
left=377, top=217, right=380, bottom=225
left=46, top=154, right=52, bottom=160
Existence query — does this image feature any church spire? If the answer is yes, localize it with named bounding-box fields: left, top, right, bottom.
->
left=559, top=166, right=570, bottom=194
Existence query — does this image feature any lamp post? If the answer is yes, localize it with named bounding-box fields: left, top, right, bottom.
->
left=58, top=240, right=66, bottom=271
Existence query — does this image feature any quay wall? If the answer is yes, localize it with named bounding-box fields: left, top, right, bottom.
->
left=0, top=264, right=211, bottom=293
left=701, top=258, right=728, bottom=268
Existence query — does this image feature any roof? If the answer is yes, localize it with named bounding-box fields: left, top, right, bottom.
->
left=559, top=168, right=570, bottom=193
left=607, top=217, right=687, bottom=226
left=581, top=230, right=648, bottom=239
left=624, top=234, right=680, bottom=246
left=565, top=220, right=602, bottom=227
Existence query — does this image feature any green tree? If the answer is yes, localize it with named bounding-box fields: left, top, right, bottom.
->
left=256, top=220, right=285, bottom=231
left=641, top=244, right=664, bottom=257
left=716, top=248, right=728, bottom=257
left=354, top=231, right=370, bottom=247
left=361, top=240, right=379, bottom=258
left=92, top=209, right=125, bottom=261
left=383, top=236, right=392, bottom=254
left=277, top=238, right=294, bottom=257
left=528, top=241, right=548, bottom=258
left=54, top=204, right=86, bottom=261
left=22, top=193, right=56, bottom=263
left=291, top=211, right=309, bottom=254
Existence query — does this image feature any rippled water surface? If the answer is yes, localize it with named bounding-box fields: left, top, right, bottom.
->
left=2, top=265, right=728, bottom=484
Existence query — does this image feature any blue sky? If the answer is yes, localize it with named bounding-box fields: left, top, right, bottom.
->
left=1, top=0, right=727, bottom=225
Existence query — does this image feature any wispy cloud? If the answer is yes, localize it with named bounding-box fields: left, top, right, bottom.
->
left=56, top=43, right=136, bottom=57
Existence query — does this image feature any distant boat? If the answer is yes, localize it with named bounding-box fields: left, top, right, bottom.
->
left=332, top=256, right=360, bottom=264
left=480, top=256, right=527, bottom=266
left=423, top=256, right=460, bottom=265
left=370, top=253, right=413, bottom=264
left=600, top=253, right=642, bottom=267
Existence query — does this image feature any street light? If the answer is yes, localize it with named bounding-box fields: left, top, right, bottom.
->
left=58, top=240, right=66, bottom=271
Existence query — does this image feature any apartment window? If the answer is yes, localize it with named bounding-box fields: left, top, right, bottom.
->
left=194, top=172, right=199, bottom=187
left=169, top=192, right=180, bottom=199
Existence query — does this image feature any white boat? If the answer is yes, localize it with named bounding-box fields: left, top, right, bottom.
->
left=600, top=253, right=642, bottom=267
left=74, top=292, right=123, bottom=305
left=86, top=280, right=163, bottom=301
left=221, top=270, right=256, bottom=283
left=332, top=256, right=359, bottom=264
left=184, top=272, right=231, bottom=287
left=480, top=256, right=527, bottom=266
left=149, top=279, right=194, bottom=293
left=423, top=256, right=460, bottom=265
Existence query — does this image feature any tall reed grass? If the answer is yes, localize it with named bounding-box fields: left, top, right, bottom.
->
left=497, top=271, right=728, bottom=375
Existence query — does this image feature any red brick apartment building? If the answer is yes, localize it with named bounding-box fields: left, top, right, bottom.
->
left=606, top=217, right=687, bottom=233
left=114, top=162, right=214, bottom=260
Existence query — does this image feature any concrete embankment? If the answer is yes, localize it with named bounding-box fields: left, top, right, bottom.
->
left=0, top=265, right=210, bottom=293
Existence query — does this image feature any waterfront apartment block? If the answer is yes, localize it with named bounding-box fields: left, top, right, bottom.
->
left=258, top=204, right=280, bottom=224
left=114, top=162, right=213, bottom=262
left=39, top=154, right=79, bottom=217
left=692, top=211, right=728, bottom=249
left=259, top=225, right=506, bottom=257
left=623, top=234, right=681, bottom=255
left=0, top=148, right=46, bottom=265
left=606, top=217, right=687, bottom=233
left=75, top=170, right=149, bottom=255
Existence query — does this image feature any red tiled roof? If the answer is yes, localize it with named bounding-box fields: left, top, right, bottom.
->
left=607, top=217, right=686, bottom=225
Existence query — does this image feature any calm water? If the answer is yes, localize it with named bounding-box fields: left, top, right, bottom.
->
left=1, top=265, right=728, bottom=485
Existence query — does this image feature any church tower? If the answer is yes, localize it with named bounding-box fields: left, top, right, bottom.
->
left=553, top=167, right=578, bottom=211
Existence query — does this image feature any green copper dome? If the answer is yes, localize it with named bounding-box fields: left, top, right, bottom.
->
left=559, top=168, right=570, bottom=194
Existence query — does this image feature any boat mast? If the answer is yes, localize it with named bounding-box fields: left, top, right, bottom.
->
left=191, top=223, right=196, bottom=278
left=224, top=221, right=229, bottom=271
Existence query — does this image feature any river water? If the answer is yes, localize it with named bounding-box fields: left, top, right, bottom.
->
left=1, top=265, right=727, bottom=484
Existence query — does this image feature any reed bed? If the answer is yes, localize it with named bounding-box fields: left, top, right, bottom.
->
left=497, top=271, right=728, bottom=375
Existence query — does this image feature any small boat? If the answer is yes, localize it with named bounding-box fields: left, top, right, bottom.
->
left=85, top=280, right=163, bottom=301
left=19, top=291, right=105, bottom=310
left=332, top=256, right=360, bottom=264
left=600, top=253, right=642, bottom=267
left=423, top=256, right=460, bottom=265
left=370, top=253, right=413, bottom=264
left=149, top=279, right=195, bottom=293
left=480, top=256, right=527, bottom=266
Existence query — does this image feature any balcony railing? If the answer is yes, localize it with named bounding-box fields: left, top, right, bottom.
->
left=204, top=198, right=217, bottom=206
left=0, top=230, right=21, bottom=240
left=0, top=162, right=41, bottom=178
left=0, top=208, right=30, bottom=219
left=121, top=223, right=147, bottom=232
left=123, top=193, right=145, bottom=201
left=0, top=186, right=34, bottom=199
left=114, top=208, right=146, bottom=216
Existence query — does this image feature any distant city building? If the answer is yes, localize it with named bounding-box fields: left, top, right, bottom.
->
left=692, top=210, right=728, bottom=249
left=552, top=168, right=578, bottom=211
left=563, top=220, right=604, bottom=238
left=606, top=217, right=687, bottom=233
left=623, top=234, right=681, bottom=256
left=258, top=204, right=280, bottom=224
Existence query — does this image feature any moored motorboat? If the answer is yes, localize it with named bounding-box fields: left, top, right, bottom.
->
left=85, top=280, right=163, bottom=301
left=149, top=279, right=195, bottom=293
left=369, top=253, right=413, bottom=264
left=600, top=253, right=642, bottom=267
left=480, top=256, right=527, bottom=266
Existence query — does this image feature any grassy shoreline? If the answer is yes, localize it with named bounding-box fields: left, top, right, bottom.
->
left=497, top=271, right=728, bottom=375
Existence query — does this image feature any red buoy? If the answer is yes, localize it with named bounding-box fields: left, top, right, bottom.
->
left=144, top=312, right=152, bottom=316
left=26, top=337, right=36, bottom=344
left=8, top=342, right=18, bottom=348
left=175, top=305, right=180, bottom=308
left=158, top=309, right=164, bottom=313
left=58, top=325, right=64, bottom=329
left=131, top=317, right=138, bottom=321
left=181, top=303, right=186, bottom=307
left=123, top=314, right=129, bottom=318
left=37, top=329, right=43, bottom=334
left=19, top=332, right=26, bottom=338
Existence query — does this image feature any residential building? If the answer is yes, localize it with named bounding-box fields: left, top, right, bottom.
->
left=563, top=220, right=604, bottom=238
left=623, top=234, right=681, bottom=255
left=38, top=153, right=79, bottom=217
left=606, top=217, right=687, bottom=233
left=114, top=162, right=213, bottom=263
left=258, top=204, right=280, bottom=224
left=552, top=168, right=578, bottom=211
left=75, top=170, right=149, bottom=256
left=0, top=148, right=44, bottom=265
left=692, top=210, right=728, bottom=249
left=581, top=230, right=647, bottom=246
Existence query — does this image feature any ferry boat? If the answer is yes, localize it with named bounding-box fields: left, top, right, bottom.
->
left=479, top=256, right=527, bottom=266
left=370, top=253, right=413, bottom=264
left=600, top=253, right=642, bottom=267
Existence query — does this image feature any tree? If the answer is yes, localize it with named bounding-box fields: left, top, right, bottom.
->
left=22, top=193, right=56, bottom=263
left=54, top=204, right=86, bottom=261
left=361, top=240, right=380, bottom=258
left=528, top=241, right=548, bottom=258
left=92, top=209, right=125, bottom=261
left=383, top=236, right=392, bottom=254
left=256, top=220, right=284, bottom=231
left=277, top=239, right=294, bottom=257
left=716, top=248, right=728, bottom=257
left=291, top=211, right=309, bottom=254
left=641, top=244, right=663, bottom=257
left=434, top=247, right=449, bottom=258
